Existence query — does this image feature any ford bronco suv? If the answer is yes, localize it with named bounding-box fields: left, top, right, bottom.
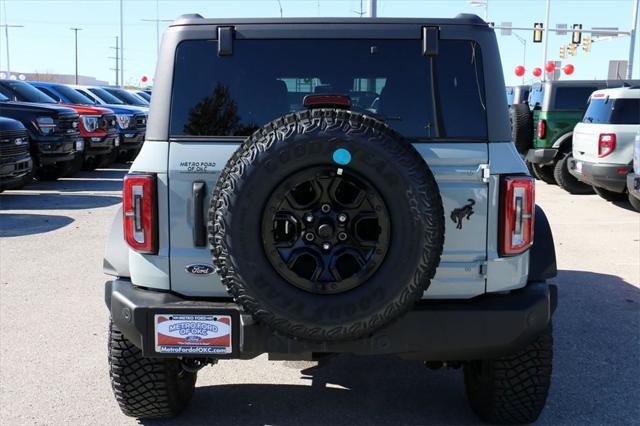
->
left=103, top=15, right=558, bottom=424
left=570, top=87, right=640, bottom=205
left=0, top=116, right=32, bottom=191
left=523, top=79, right=639, bottom=193
left=0, top=87, right=80, bottom=181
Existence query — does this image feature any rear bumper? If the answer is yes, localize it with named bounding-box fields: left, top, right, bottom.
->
left=525, top=148, right=557, bottom=165
left=569, top=159, right=630, bottom=193
left=106, top=278, right=557, bottom=361
left=628, top=173, right=640, bottom=201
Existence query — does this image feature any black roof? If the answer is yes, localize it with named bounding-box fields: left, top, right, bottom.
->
left=170, top=14, right=487, bottom=27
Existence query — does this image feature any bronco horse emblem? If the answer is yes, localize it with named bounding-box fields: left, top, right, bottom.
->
left=450, top=199, right=475, bottom=230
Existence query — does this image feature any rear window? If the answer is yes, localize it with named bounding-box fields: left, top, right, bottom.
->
left=554, top=86, right=598, bottom=110
left=583, top=98, right=640, bottom=125
left=170, top=39, right=487, bottom=140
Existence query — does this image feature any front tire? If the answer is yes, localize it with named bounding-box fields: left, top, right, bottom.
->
left=108, top=320, right=197, bottom=419
left=464, top=326, right=553, bottom=425
left=554, top=153, right=594, bottom=194
left=628, top=193, right=640, bottom=212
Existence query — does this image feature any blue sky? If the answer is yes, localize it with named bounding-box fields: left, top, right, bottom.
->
left=1, top=0, right=638, bottom=86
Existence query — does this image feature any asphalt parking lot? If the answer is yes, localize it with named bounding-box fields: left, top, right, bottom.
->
left=1, top=165, right=638, bottom=425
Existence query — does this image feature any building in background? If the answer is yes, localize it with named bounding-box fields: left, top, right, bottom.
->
left=0, top=71, right=108, bottom=86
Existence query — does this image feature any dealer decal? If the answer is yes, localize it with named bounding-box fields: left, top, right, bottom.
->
left=178, top=161, right=217, bottom=173
left=155, top=314, right=232, bottom=354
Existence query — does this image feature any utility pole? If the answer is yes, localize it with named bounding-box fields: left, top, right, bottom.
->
left=513, top=32, right=527, bottom=84
left=628, top=0, right=639, bottom=78
left=120, top=0, right=124, bottom=87
left=70, top=27, right=82, bottom=84
left=541, top=0, right=551, bottom=81
left=368, top=0, right=377, bottom=17
left=0, top=24, right=24, bottom=75
left=141, top=0, right=169, bottom=55
left=109, top=36, right=120, bottom=86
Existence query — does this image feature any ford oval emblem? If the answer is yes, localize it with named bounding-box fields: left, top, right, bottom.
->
left=185, top=263, right=216, bottom=275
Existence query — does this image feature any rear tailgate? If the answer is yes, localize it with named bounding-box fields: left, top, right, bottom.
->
left=572, top=123, right=601, bottom=162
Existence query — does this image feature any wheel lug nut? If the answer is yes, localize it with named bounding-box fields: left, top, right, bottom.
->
left=304, top=213, right=314, bottom=223
left=304, top=232, right=315, bottom=241
left=338, top=232, right=348, bottom=241
left=337, top=213, right=347, bottom=223
left=321, top=204, right=331, bottom=213
left=322, top=242, right=331, bottom=251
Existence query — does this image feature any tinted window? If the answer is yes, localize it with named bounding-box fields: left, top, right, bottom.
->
left=170, top=39, right=487, bottom=139
left=89, top=87, right=124, bottom=104
left=0, top=80, right=56, bottom=104
left=55, top=84, right=96, bottom=104
left=104, top=88, right=148, bottom=106
left=583, top=98, right=640, bottom=124
left=136, top=91, right=151, bottom=102
left=36, top=86, right=61, bottom=102
left=554, top=87, right=598, bottom=110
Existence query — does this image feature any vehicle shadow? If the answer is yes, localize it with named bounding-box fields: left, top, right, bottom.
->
left=141, top=269, right=639, bottom=426
left=0, top=213, right=74, bottom=237
left=0, top=193, right=120, bottom=210
left=611, top=199, right=637, bottom=213
left=144, top=355, right=477, bottom=426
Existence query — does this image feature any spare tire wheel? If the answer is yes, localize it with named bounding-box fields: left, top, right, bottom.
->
left=210, top=109, right=445, bottom=341
left=510, top=104, right=533, bottom=155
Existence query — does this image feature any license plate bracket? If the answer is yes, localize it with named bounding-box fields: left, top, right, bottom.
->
left=149, top=309, right=240, bottom=357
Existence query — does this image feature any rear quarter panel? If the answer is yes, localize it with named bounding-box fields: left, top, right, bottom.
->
left=533, top=111, right=584, bottom=149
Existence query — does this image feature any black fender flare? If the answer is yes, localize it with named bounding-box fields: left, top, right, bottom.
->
left=528, top=205, right=557, bottom=282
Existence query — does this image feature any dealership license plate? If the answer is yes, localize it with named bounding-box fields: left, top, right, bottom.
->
left=575, top=161, right=582, bottom=174
left=154, top=314, right=233, bottom=354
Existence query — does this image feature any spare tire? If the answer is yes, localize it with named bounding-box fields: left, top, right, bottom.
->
left=210, top=109, right=445, bottom=341
left=510, top=104, right=533, bottom=154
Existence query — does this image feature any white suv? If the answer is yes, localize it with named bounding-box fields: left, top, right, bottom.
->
left=570, top=87, right=640, bottom=202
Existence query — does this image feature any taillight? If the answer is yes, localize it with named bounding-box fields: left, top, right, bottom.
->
left=500, top=176, right=535, bottom=256
left=537, top=119, right=546, bottom=139
left=598, top=133, right=616, bottom=158
left=123, top=174, right=157, bottom=254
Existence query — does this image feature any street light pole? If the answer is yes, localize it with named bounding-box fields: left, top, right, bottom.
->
left=368, top=0, right=377, bottom=17
left=1, top=24, right=23, bottom=75
left=628, top=0, right=639, bottom=78
left=70, top=27, right=82, bottom=85
left=541, top=0, right=551, bottom=81
left=513, top=33, right=527, bottom=84
left=120, top=0, right=124, bottom=87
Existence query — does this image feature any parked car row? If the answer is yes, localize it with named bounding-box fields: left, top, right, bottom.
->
left=507, top=81, right=640, bottom=212
left=0, top=80, right=150, bottom=191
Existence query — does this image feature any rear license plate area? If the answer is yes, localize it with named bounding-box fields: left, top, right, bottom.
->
left=151, top=310, right=239, bottom=357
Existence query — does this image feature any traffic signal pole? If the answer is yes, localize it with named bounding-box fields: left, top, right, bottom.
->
left=628, top=0, right=639, bottom=78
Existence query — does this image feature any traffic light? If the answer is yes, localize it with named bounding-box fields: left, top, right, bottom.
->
left=560, top=45, right=566, bottom=59
left=568, top=43, right=577, bottom=56
left=572, top=24, right=583, bottom=45
left=533, top=23, right=544, bottom=43
left=583, top=36, right=592, bottom=52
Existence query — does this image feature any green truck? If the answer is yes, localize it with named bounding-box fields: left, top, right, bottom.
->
left=523, top=79, right=640, bottom=193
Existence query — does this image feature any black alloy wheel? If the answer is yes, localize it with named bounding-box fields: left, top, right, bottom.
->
left=262, top=166, right=390, bottom=295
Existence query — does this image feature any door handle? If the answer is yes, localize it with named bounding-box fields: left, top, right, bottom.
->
left=192, top=181, right=206, bottom=247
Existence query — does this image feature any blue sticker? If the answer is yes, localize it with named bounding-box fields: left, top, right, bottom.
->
left=332, top=148, right=352, bottom=166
